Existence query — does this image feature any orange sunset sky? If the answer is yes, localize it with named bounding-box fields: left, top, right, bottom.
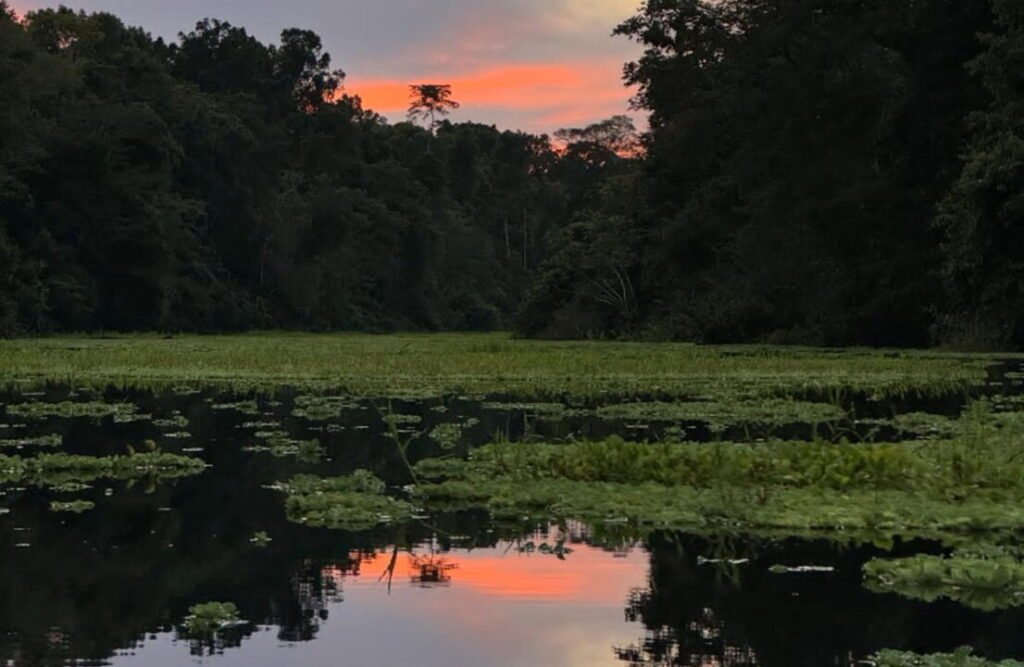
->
left=9, top=0, right=642, bottom=134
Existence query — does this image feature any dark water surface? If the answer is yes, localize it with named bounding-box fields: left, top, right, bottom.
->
left=1, top=377, right=1023, bottom=666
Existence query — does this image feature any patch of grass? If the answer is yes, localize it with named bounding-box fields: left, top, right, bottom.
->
left=0, top=333, right=991, bottom=399
left=277, top=471, right=413, bottom=531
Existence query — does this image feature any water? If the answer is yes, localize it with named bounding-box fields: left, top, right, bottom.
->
left=1, top=379, right=1023, bottom=666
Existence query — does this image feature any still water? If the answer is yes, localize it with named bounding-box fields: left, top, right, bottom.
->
left=107, top=534, right=648, bottom=667
left=1, top=383, right=1022, bottom=666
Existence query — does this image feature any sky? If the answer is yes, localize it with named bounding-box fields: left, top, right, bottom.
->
left=11, top=0, right=643, bottom=134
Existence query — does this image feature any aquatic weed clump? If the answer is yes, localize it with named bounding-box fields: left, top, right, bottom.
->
left=411, top=406, right=1024, bottom=540
left=49, top=500, right=95, bottom=514
left=291, top=395, right=361, bottom=420
left=6, top=400, right=142, bottom=421
left=864, top=551, right=1024, bottom=611
left=418, top=437, right=926, bottom=491
left=245, top=435, right=325, bottom=462
left=595, top=399, right=846, bottom=432
left=279, top=470, right=413, bottom=531
left=0, top=433, right=62, bottom=449
left=0, top=451, right=207, bottom=488
left=182, top=602, right=242, bottom=638
left=873, top=648, right=1024, bottom=666
left=428, top=418, right=480, bottom=450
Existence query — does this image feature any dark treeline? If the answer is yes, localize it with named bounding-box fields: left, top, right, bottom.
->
left=523, top=0, right=1022, bottom=347
left=0, top=4, right=632, bottom=334
left=2, top=1, right=1023, bottom=348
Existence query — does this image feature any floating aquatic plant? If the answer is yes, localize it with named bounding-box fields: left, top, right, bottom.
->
left=250, top=531, right=273, bottom=547
left=872, top=647, right=1024, bottom=666
left=384, top=412, right=422, bottom=427
left=239, top=420, right=282, bottom=430
left=0, top=451, right=206, bottom=488
left=245, top=437, right=324, bottom=462
left=292, top=395, right=360, bottom=420
left=152, top=414, right=189, bottom=429
left=428, top=419, right=479, bottom=450
left=416, top=437, right=926, bottom=492
left=7, top=401, right=141, bottom=421
left=481, top=402, right=571, bottom=417
left=278, top=471, right=413, bottom=531
left=0, top=433, right=62, bottom=449
left=857, top=412, right=960, bottom=439
left=596, top=399, right=846, bottom=432
left=49, top=500, right=95, bottom=514
left=409, top=408, right=1024, bottom=541
left=429, top=422, right=464, bottom=450
left=182, top=602, right=243, bottom=638
left=864, top=553, right=1024, bottom=611
left=210, top=400, right=260, bottom=415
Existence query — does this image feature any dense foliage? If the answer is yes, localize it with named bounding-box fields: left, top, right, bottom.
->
left=0, top=3, right=625, bottom=334
left=522, top=0, right=1005, bottom=345
left=2, top=1, right=1024, bottom=347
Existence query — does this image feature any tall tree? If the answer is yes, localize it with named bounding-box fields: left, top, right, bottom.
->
left=936, top=0, right=1024, bottom=347
left=275, top=28, right=345, bottom=111
left=407, top=84, right=460, bottom=132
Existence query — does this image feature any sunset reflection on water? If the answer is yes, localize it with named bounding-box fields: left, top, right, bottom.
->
left=108, top=527, right=651, bottom=667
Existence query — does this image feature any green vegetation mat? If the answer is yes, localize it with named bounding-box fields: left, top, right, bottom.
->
left=0, top=451, right=207, bottom=488
left=873, top=648, right=1024, bottom=666
left=0, top=333, right=993, bottom=398
left=864, top=549, right=1024, bottom=611
left=277, top=471, right=414, bottom=531
left=182, top=602, right=243, bottom=639
left=400, top=403, right=1024, bottom=541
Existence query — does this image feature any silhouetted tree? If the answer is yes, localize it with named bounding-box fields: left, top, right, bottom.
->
left=936, top=0, right=1024, bottom=348
left=554, top=115, right=641, bottom=159
left=408, top=84, right=460, bottom=132
left=0, top=2, right=1017, bottom=348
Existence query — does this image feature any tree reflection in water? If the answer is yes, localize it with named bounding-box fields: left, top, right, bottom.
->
left=409, top=553, right=458, bottom=586
left=615, top=532, right=1024, bottom=667
left=182, top=624, right=254, bottom=658
left=3, top=377, right=1024, bottom=666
